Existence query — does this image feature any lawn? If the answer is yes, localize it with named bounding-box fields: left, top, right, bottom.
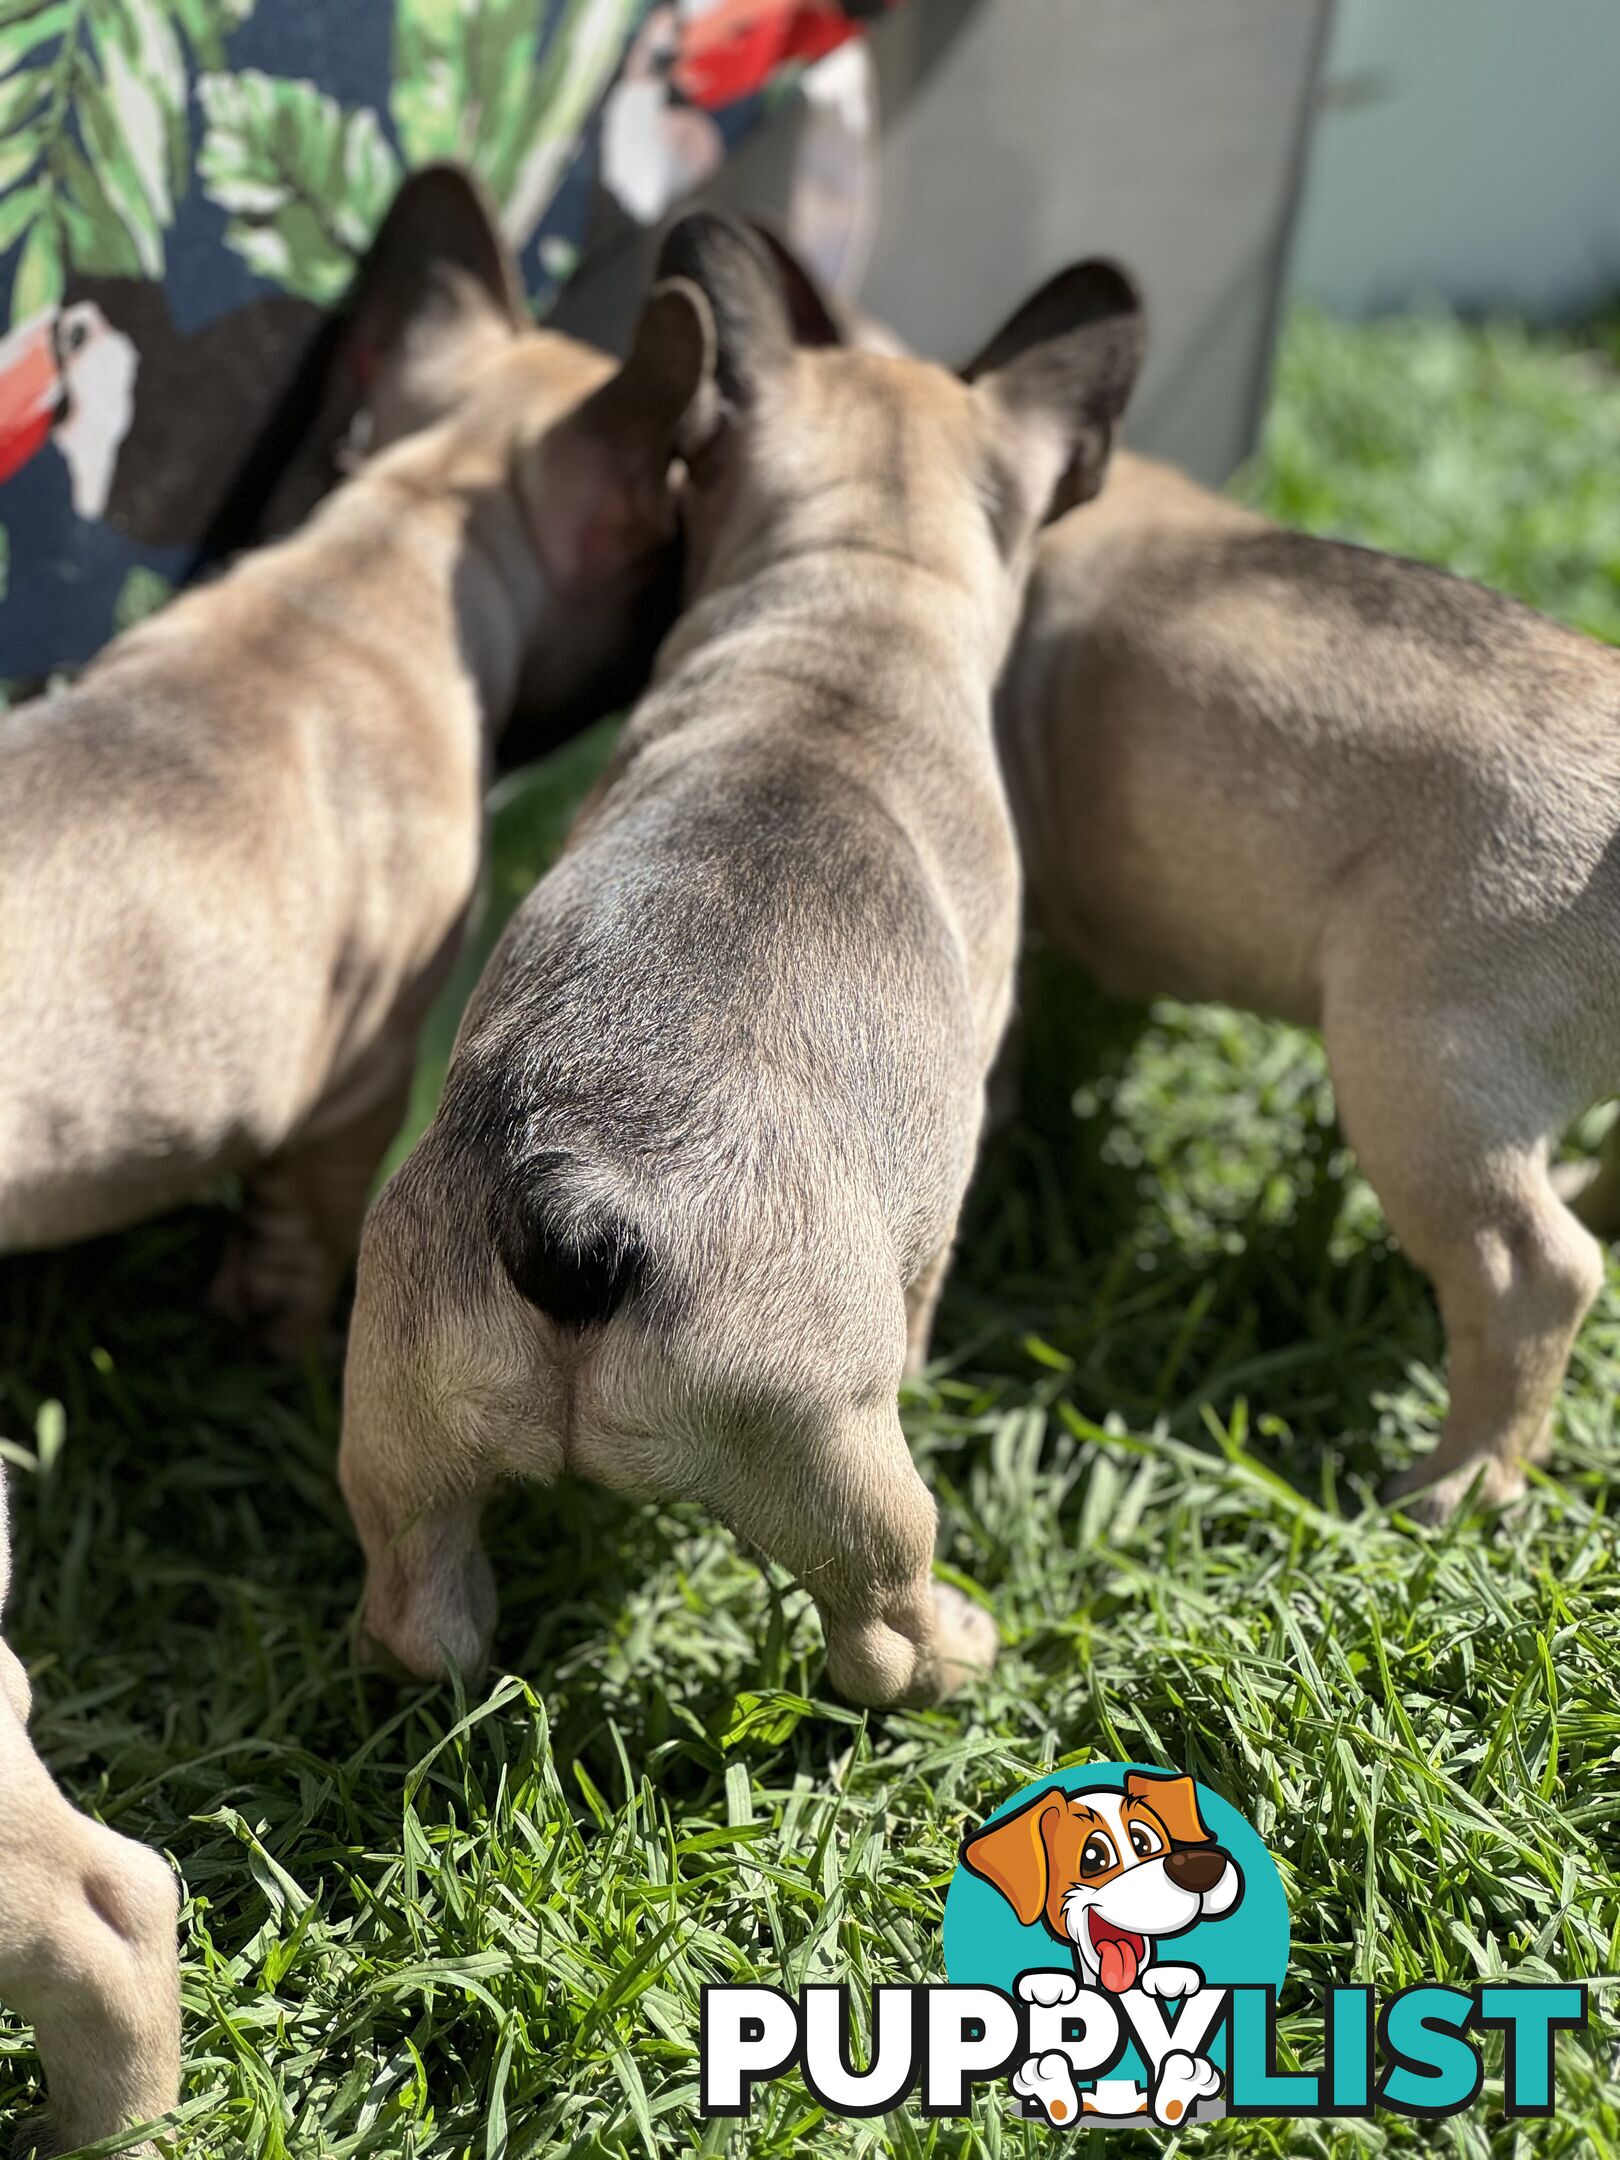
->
left=3, top=303, right=1620, bottom=2157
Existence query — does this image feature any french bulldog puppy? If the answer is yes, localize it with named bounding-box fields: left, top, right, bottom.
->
left=0, top=1475, right=180, bottom=2157
left=997, top=447, right=1620, bottom=1520
left=340, top=214, right=1145, bottom=1706
left=0, top=168, right=692, bottom=1353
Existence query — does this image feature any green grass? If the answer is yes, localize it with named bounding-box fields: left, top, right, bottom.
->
left=5, top=302, right=1620, bottom=2156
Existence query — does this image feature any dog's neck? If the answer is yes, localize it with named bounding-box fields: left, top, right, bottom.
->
left=333, top=456, right=545, bottom=730
left=659, top=535, right=1011, bottom=731
left=669, top=446, right=1019, bottom=692
left=112, top=450, right=545, bottom=754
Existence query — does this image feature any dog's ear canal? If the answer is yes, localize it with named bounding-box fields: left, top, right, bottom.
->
left=525, top=277, right=716, bottom=594
left=655, top=211, right=795, bottom=415
left=340, top=163, right=525, bottom=443
left=964, top=258, right=1146, bottom=537
left=961, top=1791, right=1061, bottom=1927
left=1124, top=1771, right=1213, bottom=1848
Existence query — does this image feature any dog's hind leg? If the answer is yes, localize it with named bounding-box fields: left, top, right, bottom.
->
left=903, top=1240, right=956, bottom=1377
left=212, top=1067, right=414, bottom=1358
left=1552, top=1108, right=1620, bottom=1240
left=1324, top=991, right=1602, bottom=1524
left=706, top=1390, right=998, bottom=1707
left=339, top=1151, right=564, bottom=1681
left=0, top=1703, right=180, bottom=2157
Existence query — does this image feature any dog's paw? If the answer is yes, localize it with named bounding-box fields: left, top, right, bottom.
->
left=1383, top=1455, right=1526, bottom=1525
left=1137, top=1962, right=1201, bottom=2000
left=1152, top=2048, right=1222, bottom=2127
left=1012, top=2050, right=1082, bottom=2126
left=1018, top=1968, right=1080, bottom=2008
left=929, top=1582, right=999, bottom=1695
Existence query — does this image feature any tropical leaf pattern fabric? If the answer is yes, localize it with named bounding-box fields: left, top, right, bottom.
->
left=195, top=66, right=403, bottom=303
left=0, top=0, right=897, bottom=680
left=392, top=0, right=644, bottom=245
left=0, top=0, right=251, bottom=317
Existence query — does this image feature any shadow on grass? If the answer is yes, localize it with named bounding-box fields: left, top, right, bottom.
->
left=949, top=946, right=1442, bottom=1503
left=0, top=941, right=1444, bottom=1738
left=0, top=729, right=1461, bottom=1862
left=0, top=930, right=1449, bottom=1568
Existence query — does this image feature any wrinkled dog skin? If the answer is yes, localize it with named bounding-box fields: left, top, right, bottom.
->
left=0, top=168, right=688, bottom=1353
left=998, top=449, right=1620, bottom=1520
left=340, top=213, right=1145, bottom=1708
left=0, top=1479, right=180, bottom=2158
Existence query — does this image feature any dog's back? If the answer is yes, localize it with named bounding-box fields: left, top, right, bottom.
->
left=0, top=167, right=695, bottom=1288
left=1002, top=450, right=1620, bottom=1030
left=354, top=605, right=990, bottom=1586
left=341, top=546, right=1000, bottom=1692
left=0, top=493, right=484, bottom=1250
left=360, top=332, right=1041, bottom=1481
left=1000, top=449, right=1620, bottom=1521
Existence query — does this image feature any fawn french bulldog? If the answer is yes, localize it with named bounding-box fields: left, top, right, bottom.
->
left=339, top=214, right=1145, bottom=1706
left=0, top=1475, right=180, bottom=2157
left=0, top=168, right=691, bottom=1352
left=997, top=448, right=1620, bottom=1520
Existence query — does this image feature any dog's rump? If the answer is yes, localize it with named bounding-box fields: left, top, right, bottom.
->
left=441, top=746, right=978, bottom=1337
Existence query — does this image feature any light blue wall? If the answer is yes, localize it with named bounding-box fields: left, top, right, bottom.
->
left=1292, top=0, right=1620, bottom=318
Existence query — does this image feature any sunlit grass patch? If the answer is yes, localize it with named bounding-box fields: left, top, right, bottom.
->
left=3, top=301, right=1619, bottom=2155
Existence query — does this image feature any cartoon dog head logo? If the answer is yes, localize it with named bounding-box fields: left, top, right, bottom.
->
left=962, top=1770, right=1245, bottom=1996
left=945, top=1763, right=1288, bottom=2130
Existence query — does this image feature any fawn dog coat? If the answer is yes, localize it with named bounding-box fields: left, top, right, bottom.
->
left=0, top=169, right=690, bottom=1352
left=0, top=1476, right=180, bottom=2155
left=998, top=449, right=1620, bottom=1519
left=339, top=215, right=1145, bottom=1705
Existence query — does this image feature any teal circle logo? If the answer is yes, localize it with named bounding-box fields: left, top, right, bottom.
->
left=944, top=1763, right=1288, bottom=2126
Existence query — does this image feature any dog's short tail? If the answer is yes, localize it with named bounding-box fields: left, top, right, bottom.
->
left=489, top=1149, right=648, bottom=1331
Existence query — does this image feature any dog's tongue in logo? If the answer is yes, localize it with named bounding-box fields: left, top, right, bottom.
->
left=1090, top=1913, right=1145, bottom=1994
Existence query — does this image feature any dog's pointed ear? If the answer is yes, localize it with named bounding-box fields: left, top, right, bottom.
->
left=748, top=218, right=912, bottom=357
left=964, top=258, right=1145, bottom=533
left=746, top=219, right=849, bottom=349
left=525, top=276, right=715, bottom=593
left=962, top=1790, right=1063, bottom=1926
left=342, top=163, right=525, bottom=443
left=655, top=211, right=794, bottom=412
left=1126, top=1772, right=1213, bottom=1848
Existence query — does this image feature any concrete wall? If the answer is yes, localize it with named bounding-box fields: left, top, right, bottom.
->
left=1292, top=0, right=1620, bottom=318
left=561, top=0, right=1330, bottom=488
left=859, top=0, right=1328, bottom=483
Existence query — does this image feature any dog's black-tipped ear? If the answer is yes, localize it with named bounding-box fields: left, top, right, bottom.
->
left=655, top=211, right=794, bottom=407
left=746, top=218, right=849, bottom=349
left=965, top=258, right=1146, bottom=528
left=747, top=218, right=914, bottom=357
left=523, top=276, right=714, bottom=593
left=962, top=260, right=1142, bottom=387
left=342, top=163, right=524, bottom=442
left=360, top=163, right=525, bottom=332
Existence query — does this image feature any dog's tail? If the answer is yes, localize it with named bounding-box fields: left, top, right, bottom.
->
left=488, top=1148, right=649, bottom=1331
